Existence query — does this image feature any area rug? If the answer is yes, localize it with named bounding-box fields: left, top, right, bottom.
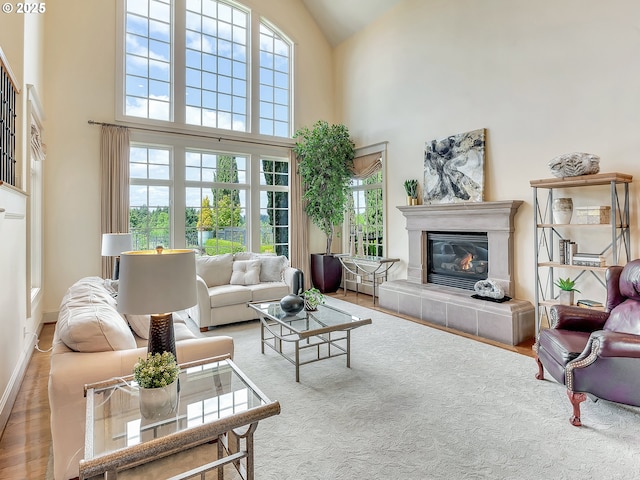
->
left=48, top=298, right=640, bottom=479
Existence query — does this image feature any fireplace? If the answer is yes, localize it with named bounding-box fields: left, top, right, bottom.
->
left=378, top=201, right=534, bottom=346
left=427, top=232, right=488, bottom=290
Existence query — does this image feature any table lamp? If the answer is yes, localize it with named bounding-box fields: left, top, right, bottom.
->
left=116, top=247, right=197, bottom=361
left=101, top=233, right=133, bottom=280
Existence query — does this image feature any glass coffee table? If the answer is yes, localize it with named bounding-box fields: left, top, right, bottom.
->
left=249, top=301, right=372, bottom=382
left=80, top=356, right=280, bottom=480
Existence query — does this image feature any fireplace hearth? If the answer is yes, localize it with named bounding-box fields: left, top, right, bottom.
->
left=379, top=201, right=534, bottom=345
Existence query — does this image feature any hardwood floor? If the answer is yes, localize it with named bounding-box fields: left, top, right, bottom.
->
left=0, top=324, right=53, bottom=479
left=0, top=290, right=535, bottom=479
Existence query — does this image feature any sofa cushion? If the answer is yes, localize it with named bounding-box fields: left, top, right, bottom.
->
left=209, top=284, right=253, bottom=308
left=230, top=259, right=261, bottom=285
left=257, top=255, right=288, bottom=282
left=57, top=291, right=137, bottom=352
left=125, top=314, right=151, bottom=339
left=248, top=282, right=291, bottom=302
left=196, top=254, right=234, bottom=287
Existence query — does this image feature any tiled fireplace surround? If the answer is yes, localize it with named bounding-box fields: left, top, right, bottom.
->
left=379, top=201, right=535, bottom=345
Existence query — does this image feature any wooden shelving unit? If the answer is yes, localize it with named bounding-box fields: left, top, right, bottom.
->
left=531, top=172, right=633, bottom=337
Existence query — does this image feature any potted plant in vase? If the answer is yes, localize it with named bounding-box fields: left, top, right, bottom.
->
left=554, top=277, right=580, bottom=305
left=404, top=179, right=419, bottom=205
left=303, top=288, right=325, bottom=311
left=133, top=351, right=180, bottom=419
left=293, top=120, right=355, bottom=293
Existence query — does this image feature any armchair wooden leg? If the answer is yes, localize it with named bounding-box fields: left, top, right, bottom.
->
left=567, top=390, right=587, bottom=426
left=534, top=355, right=544, bottom=380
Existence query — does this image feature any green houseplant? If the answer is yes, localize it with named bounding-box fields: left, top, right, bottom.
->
left=554, top=277, right=580, bottom=305
left=133, top=351, right=180, bottom=418
left=293, top=120, right=355, bottom=293
left=302, top=288, right=325, bottom=311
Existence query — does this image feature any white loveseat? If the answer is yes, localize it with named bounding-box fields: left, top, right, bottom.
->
left=48, top=276, right=234, bottom=480
left=192, top=253, right=303, bottom=331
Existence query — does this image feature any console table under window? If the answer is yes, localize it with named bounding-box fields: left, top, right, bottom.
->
left=336, top=254, right=399, bottom=305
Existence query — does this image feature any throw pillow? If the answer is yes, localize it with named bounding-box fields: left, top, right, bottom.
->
left=258, top=255, right=288, bottom=282
left=230, top=260, right=261, bottom=285
left=196, top=253, right=234, bottom=287
left=125, top=314, right=151, bottom=339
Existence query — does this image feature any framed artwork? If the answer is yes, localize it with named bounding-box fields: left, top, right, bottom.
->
left=423, top=128, right=485, bottom=204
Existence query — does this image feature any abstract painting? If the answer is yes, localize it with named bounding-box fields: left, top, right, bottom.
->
left=423, top=128, right=485, bottom=204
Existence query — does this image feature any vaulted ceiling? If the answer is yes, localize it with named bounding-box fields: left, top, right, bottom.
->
left=301, top=0, right=404, bottom=46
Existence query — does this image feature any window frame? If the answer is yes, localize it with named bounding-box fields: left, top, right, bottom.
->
left=129, top=130, right=290, bottom=254
left=115, top=0, right=295, bottom=141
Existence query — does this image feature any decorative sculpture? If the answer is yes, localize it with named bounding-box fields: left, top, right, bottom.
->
left=548, top=152, right=600, bottom=178
left=473, top=279, right=505, bottom=300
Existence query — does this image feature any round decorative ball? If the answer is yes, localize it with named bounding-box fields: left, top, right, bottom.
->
left=280, top=294, right=304, bottom=315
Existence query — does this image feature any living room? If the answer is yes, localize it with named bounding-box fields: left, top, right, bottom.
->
left=1, top=0, right=639, bottom=478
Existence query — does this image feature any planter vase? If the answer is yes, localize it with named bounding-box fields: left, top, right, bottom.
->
left=553, top=198, right=573, bottom=224
left=139, top=381, right=178, bottom=419
left=310, top=253, right=342, bottom=293
left=558, top=290, right=575, bottom=306
left=304, top=300, right=319, bottom=311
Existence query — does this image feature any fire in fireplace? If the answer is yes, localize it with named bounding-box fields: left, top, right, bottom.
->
left=427, top=232, right=488, bottom=290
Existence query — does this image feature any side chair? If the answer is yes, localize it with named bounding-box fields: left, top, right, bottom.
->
left=534, top=259, right=640, bottom=426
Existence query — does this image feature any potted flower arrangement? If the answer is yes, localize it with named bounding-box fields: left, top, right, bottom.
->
left=303, top=288, right=325, bottom=311
left=554, top=277, right=580, bottom=305
left=293, top=120, right=355, bottom=293
left=133, top=351, right=180, bottom=418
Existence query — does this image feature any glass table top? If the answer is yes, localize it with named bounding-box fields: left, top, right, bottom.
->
left=249, top=301, right=372, bottom=336
left=85, top=358, right=272, bottom=461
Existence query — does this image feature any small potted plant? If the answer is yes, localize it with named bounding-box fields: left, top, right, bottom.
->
left=554, top=277, right=581, bottom=305
left=133, top=351, right=180, bottom=418
left=303, top=288, right=325, bottom=311
left=403, top=179, right=419, bottom=205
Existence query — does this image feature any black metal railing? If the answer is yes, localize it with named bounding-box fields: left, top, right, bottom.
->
left=0, top=57, right=17, bottom=186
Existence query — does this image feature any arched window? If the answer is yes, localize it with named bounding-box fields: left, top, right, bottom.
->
left=120, top=0, right=293, bottom=138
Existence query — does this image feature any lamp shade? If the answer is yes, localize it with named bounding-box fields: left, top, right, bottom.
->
left=101, top=233, right=133, bottom=256
left=117, top=249, right=197, bottom=315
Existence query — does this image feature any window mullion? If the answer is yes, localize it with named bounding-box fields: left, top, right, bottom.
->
left=174, top=0, right=186, bottom=124
left=250, top=12, right=260, bottom=136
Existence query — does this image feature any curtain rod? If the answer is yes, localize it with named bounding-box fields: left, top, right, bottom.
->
left=87, top=120, right=294, bottom=149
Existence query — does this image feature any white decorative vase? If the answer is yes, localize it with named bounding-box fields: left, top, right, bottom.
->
left=558, top=290, right=574, bottom=306
left=552, top=198, right=573, bottom=224
left=139, top=381, right=178, bottom=419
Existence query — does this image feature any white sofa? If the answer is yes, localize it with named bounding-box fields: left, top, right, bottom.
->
left=192, top=253, right=303, bottom=331
left=48, top=276, right=234, bottom=480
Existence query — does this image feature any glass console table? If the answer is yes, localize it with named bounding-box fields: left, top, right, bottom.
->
left=80, top=356, right=280, bottom=480
left=335, top=254, right=399, bottom=305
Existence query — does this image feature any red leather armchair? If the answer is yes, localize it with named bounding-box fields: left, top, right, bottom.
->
left=535, top=259, right=640, bottom=426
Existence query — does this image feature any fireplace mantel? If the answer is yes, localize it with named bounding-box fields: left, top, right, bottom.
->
left=378, top=200, right=534, bottom=346
left=399, top=200, right=523, bottom=297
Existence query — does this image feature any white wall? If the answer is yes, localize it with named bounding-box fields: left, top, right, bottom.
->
left=335, top=0, right=640, bottom=302
left=0, top=10, right=45, bottom=433
left=42, top=0, right=335, bottom=315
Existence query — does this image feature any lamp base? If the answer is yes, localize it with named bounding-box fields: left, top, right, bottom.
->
left=148, top=313, right=177, bottom=362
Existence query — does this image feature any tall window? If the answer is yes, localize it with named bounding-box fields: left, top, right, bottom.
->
left=121, top=0, right=292, bottom=138
left=260, top=158, right=289, bottom=256
left=122, top=0, right=293, bottom=256
left=124, top=0, right=172, bottom=120
left=348, top=171, right=384, bottom=257
left=258, top=23, right=290, bottom=137
left=129, top=146, right=172, bottom=249
left=186, top=152, right=248, bottom=254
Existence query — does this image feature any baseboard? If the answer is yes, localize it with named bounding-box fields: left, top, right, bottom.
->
left=0, top=323, right=41, bottom=437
